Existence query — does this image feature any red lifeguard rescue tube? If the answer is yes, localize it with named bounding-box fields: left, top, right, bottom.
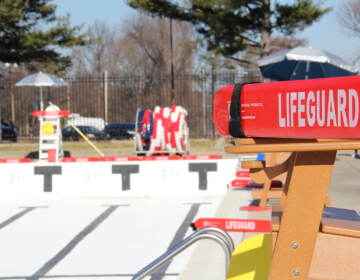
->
left=213, top=75, right=360, bottom=139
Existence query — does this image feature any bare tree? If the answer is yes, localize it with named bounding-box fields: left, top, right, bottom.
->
left=338, top=0, right=360, bottom=38
left=241, top=36, right=308, bottom=73
left=337, top=0, right=360, bottom=64
left=71, top=16, right=194, bottom=76
left=120, top=14, right=194, bottom=75
left=268, top=37, right=307, bottom=54
left=71, top=21, right=123, bottom=76
left=69, top=15, right=195, bottom=107
left=118, top=14, right=194, bottom=103
left=198, top=36, right=307, bottom=74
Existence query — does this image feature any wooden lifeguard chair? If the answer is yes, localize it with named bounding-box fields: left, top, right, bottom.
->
left=32, top=104, right=70, bottom=162
left=225, top=138, right=360, bottom=280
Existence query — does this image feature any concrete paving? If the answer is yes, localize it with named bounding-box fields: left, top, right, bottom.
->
left=329, top=151, right=360, bottom=213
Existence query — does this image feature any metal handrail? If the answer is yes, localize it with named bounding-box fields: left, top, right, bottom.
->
left=132, top=227, right=234, bottom=280
left=199, top=226, right=235, bottom=252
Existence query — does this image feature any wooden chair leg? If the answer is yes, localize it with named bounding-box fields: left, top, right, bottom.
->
left=269, top=151, right=337, bottom=280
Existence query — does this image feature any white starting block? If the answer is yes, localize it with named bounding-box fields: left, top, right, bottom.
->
left=32, top=104, right=70, bottom=162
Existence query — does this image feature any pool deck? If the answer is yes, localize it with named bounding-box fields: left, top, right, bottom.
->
left=0, top=151, right=359, bottom=280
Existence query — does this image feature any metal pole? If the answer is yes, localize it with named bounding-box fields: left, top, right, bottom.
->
left=210, top=65, right=216, bottom=138
left=202, top=84, right=206, bottom=137
left=9, top=66, right=15, bottom=123
left=66, top=84, right=71, bottom=110
left=104, top=71, right=108, bottom=123
left=169, top=18, right=175, bottom=104
left=40, top=87, right=44, bottom=111
left=0, top=101, right=2, bottom=141
left=305, top=61, right=310, bottom=80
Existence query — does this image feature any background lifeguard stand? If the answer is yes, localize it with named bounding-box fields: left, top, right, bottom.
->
left=32, top=104, right=70, bottom=162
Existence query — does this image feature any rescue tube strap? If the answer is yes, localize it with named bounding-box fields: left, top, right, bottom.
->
left=229, top=83, right=246, bottom=138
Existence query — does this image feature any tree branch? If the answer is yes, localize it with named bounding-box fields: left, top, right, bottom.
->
left=227, top=56, right=251, bottom=64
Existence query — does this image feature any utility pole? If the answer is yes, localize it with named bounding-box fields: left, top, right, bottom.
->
left=5, top=63, right=17, bottom=124
left=169, top=18, right=175, bottom=104
left=103, top=71, right=109, bottom=123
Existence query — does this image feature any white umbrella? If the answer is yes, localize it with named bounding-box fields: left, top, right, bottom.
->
left=15, top=72, right=68, bottom=110
left=258, top=47, right=358, bottom=81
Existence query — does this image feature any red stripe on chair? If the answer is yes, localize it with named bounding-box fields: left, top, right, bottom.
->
left=32, top=110, right=70, bottom=117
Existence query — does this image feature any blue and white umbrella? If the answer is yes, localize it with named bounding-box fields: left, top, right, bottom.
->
left=258, top=47, right=358, bottom=81
left=15, top=72, right=68, bottom=110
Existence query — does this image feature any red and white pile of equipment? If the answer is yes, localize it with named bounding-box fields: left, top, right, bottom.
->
left=135, top=105, right=189, bottom=156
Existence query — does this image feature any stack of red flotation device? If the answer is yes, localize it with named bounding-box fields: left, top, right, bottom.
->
left=135, top=105, right=189, bottom=155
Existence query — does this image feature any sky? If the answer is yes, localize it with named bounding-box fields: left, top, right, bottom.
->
left=53, top=0, right=360, bottom=65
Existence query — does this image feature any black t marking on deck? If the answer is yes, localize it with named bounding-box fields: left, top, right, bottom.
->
left=189, top=163, right=217, bottom=190
left=34, top=166, right=62, bottom=192
left=112, top=164, right=139, bottom=191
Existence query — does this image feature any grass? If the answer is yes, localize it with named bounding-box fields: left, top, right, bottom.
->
left=63, top=139, right=135, bottom=150
left=1, top=138, right=219, bottom=150
left=0, top=138, right=232, bottom=158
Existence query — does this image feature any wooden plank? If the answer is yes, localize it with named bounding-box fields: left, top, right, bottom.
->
left=309, top=233, right=360, bottom=280
left=321, top=218, right=360, bottom=238
left=235, top=138, right=318, bottom=145
left=272, top=211, right=360, bottom=238
left=241, top=160, right=264, bottom=169
left=235, top=138, right=360, bottom=145
left=226, top=139, right=360, bottom=153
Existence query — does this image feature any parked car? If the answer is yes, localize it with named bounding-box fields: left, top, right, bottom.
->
left=105, top=123, right=135, bottom=139
left=1, top=123, right=17, bottom=142
left=62, top=125, right=107, bottom=141
left=67, top=113, right=105, bottom=131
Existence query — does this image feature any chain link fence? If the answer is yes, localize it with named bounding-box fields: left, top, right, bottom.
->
left=0, top=70, right=261, bottom=141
